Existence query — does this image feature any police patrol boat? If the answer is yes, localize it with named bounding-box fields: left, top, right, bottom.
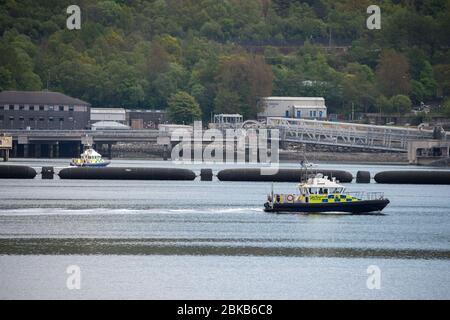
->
left=70, top=146, right=110, bottom=167
left=264, top=173, right=390, bottom=214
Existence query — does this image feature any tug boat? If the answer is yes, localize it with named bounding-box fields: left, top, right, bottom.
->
left=264, top=173, right=390, bottom=214
left=70, top=146, right=110, bottom=167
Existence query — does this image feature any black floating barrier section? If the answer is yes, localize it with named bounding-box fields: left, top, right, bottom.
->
left=200, top=169, right=213, bottom=181
left=217, top=168, right=353, bottom=183
left=41, top=167, right=54, bottom=180
left=356, top=171, right=371, bottom=183
left=58, top=167, right=196, bottom=180
left=0, top=165, right=37, bottom=179
left=374, top=170, right=450, bottom=185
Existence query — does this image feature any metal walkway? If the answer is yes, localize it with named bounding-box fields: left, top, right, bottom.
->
left=266, top=117, right=442, bottom=152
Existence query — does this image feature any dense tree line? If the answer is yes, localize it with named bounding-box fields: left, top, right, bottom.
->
left=1, top=0, right=449, bottom=123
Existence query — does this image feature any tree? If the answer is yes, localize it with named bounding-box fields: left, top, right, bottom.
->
left=214, top=89, right=243, bottom=114
left=375, top=95, right=393, bottom=114
left=376, top=49, right=411, bottom=98
left=419, top=61, right=437, bottom=100
left=168, top=91, right=202, bottom=124
left=215, top=53, right=273, bottom=118
left=434, top=64, right=450, bottom=98
left=390, top=95, right=412, bottom=114
left=442, top=100, right=450, bottom=118
left=411, top=80, right=425, bottom=105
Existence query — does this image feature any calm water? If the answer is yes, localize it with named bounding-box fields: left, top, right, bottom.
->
left=0, top=159, right=449, bottom=299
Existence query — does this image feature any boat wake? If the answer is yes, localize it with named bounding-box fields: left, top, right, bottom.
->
left=0, top=207, right=264, bottom=216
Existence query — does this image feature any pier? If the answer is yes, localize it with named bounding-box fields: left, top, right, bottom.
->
left=0, top=129, right=159, bottom=158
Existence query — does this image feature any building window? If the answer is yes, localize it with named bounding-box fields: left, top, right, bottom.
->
left=310, top=111, right=313, bottom=117
left=0, top=105, right=3, bottom=110
left=319, top=111, right=323, bottom=118
left=297, top=110, right=301, bottom=118
left=39, top=117, right=44, bottom=121
left=69, top=106, right=74, bottom=112
left=59, top=118, right=64, bottom=122
left=49, top=117, right=54, bottom=122
left=59, top=106, right=64, bottom=111
left=19, top=105, right=24, bottom=110
left=313, top=111, right=317, bottom=117
left=9, top=105, right=14, bottom=110
left=68, top=117, right=73, bottom=122
left=0, top=115, right=3, bottom=121
left=9, top=116, right=14, bottom=121
left=29, top=117, right=34, bottom=122
left=39, top=105, right=44, bottom=111
left=19, top=116, right=24, bottom=121
left=48, top=106, right=54, bottom=111
left=29, top=105, right=35, bottom=111
left=285, top=110, right=289, bottom=117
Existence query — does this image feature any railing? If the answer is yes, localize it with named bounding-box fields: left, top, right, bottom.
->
left=347, top=192, right=385, bottom=200
left=266, top=117, right=437, bottom=152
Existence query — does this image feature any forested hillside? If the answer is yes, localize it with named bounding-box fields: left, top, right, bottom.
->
left=1, top=0, right=450, bottom=121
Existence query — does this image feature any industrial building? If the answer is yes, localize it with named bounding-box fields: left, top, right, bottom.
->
left=126, top=109, right=167, bottom=129
left=0, top=90, right=91, bottom=130
left=257, top=97, right=327, bottom=120
left=90, top=108, right=127, bottom=124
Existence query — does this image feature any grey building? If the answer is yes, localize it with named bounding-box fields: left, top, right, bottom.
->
left=0, top=90, right=91, bottom=130
left=257, top=97, right=327, bottom=120
left=91, top=108, right=127, bottom=125
left=126, top=109, right=167, bottom=129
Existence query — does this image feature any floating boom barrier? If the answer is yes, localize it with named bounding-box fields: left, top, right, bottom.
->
left=0, top=165, right=37, bottom=179
left=58, top=167, right=196, bottom=180
left=374, top=171, right=450, bottom=185
left=217, top=168, right=353, bottom=183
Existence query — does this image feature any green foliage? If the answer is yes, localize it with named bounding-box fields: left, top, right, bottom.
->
left=375, top=95, right=393, bottom=114
left=390, top=95, right=412, bottom=114
left=0, top=0, right=449, bottom=118
left=167, top=91, right=202, bottom=124
left=442, top=100, right=450, bottom=118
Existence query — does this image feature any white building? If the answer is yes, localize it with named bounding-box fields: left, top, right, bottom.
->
left=90, top=108, right=126, bottom=124
left=257, top=97, right=327, bottom=120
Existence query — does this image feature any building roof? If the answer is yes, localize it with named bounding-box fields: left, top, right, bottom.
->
left=0, top=90, right=90, bottom=106
left=126, top=109, right=165, bottom=113
left=91, top=121, right=130, bottom=130
left=91, top=108, right=126, bottom=114
left=294, top=105, right=327, bottom=109
left=262, top=97, right=325, bottom=101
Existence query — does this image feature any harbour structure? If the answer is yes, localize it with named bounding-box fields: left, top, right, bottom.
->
left=0, top=129, right=158, bottom=158
left=408, top=139, right=450, bottom=166
left=266, top=117, right=446, bottom=152
left=0, top=134, right=12, bottom=161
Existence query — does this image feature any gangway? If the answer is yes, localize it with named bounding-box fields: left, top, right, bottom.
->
left=266, top=117, right=441, bottom=152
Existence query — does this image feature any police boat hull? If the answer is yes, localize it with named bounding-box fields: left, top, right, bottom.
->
left=264, top=199, right=390, bottom=214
